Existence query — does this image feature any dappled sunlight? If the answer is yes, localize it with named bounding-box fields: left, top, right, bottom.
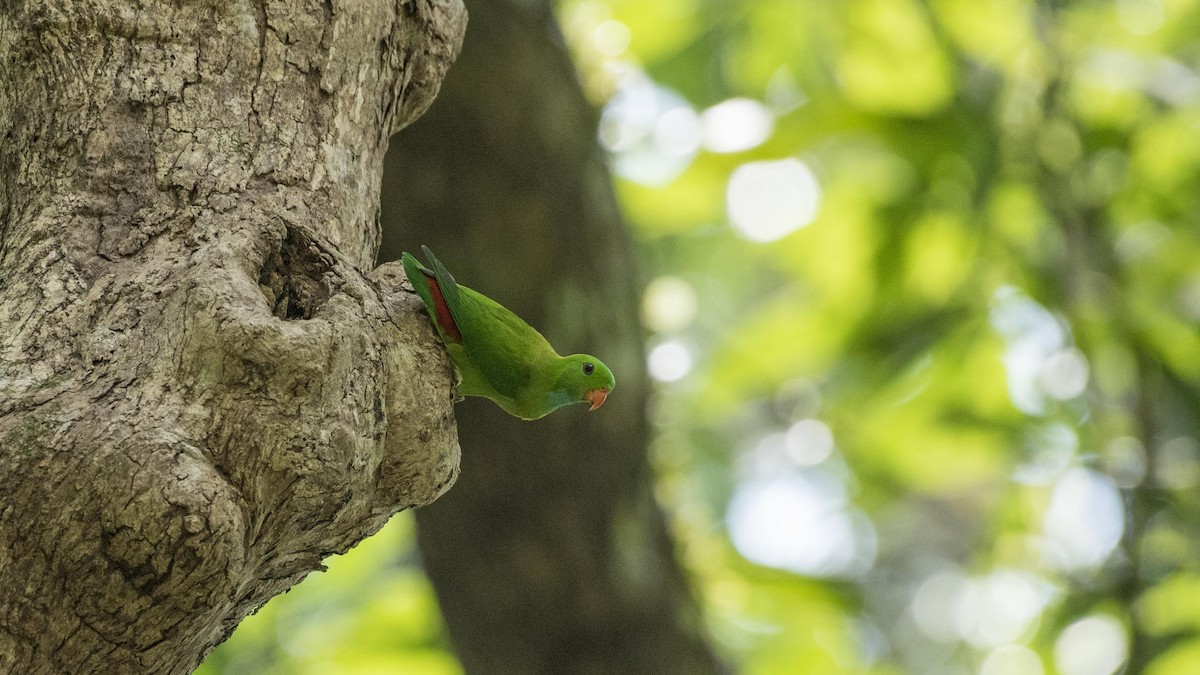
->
left=587, top=0, right=1200, bottom=663
left=577, top=0, right=1200, bottom=669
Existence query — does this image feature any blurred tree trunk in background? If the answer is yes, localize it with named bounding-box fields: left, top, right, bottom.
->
left=379, top=1, right=722, bottom=673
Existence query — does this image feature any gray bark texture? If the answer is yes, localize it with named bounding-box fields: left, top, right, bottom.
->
left=381, top=1, right=723, bottom=672
left=0, top=1, right=466, bottom=672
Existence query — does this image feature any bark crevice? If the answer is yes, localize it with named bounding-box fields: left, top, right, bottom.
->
left=0, top=0, right=467, bottom=672
left=258, top=225, right=337, bottom=320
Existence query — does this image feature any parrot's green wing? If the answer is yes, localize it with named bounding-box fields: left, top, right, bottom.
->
left=457, top=288, right=557, bottom=399
left=405, top=247, right=558, bottom=401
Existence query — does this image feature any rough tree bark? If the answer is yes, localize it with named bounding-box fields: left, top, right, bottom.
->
left=381, top=1, right=723, bottom=673
left=0, top=1, right=465, bottom=672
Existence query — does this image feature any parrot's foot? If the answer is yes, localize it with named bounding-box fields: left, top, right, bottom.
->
left=451, top=367, right=464, bottom=403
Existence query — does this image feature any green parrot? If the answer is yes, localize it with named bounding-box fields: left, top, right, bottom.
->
left=402, top=246, right=616, bottom=420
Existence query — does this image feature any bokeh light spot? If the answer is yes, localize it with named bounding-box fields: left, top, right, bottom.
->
left=1102, top=436, right=1147, bottom=488
left=991, top=287, right=1086, bottom=414
left=981, top=645, right=1044, bottom=675
left=641, top=276, right=698, bottom=333
left=1039, top=347, right=1089, bottom=400
left=954, top=570, right=1053, bottom=647
left=1043, top=468, right=1124, bottom=571
left=592, top=19, right=631, bottom=57
left=701, top=98, right=774, bottom=153
left=598, top=68, right=699, bottom=185
left=727, top=159, right=821, bottom=242
left=1176, top=272, right=1200, bottom=322
left=1054, top=615, right=1128, bottom=675
left=653, top=107, right=703, bottom=158
left=784, top=419, right=834, bottom=466
left=1117, top=0, right=1165, bottom=35
left=1013, top=423, right=1079, bottom=486
left=766, top=67, right=808, bottom=114
left=727, top=474, right=876, bottom=577
left=912, top=570, right=967, bottom=643
left=647, top=340, right=694, bottom=382
left=1153, top=437, right=1200, bottom=490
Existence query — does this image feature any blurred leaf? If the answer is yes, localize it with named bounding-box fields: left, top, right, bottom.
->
left=836, top=0, right=956, bottom=116
left=617, top=162, right=725, bottom=235
left=1138, top=572, right=1200, bottom=636
left=930, top=0, right=1037, bottom=73
left=1145, top=639, right=1200, bottom=675
left=609, top=0, right=703, bottom=64
left=902, top=211, right=977, bottom=305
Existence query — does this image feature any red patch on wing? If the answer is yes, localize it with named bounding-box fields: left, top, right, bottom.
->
left=425, top=272, right=463, bottom=343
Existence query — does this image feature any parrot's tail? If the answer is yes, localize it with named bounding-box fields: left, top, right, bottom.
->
left=402, top=250, right=463, bottom=344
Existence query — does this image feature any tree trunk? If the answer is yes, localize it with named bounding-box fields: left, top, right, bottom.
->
left=0, top=1, right=466, bottom=672
left=381, top=1, right=723, bottom=673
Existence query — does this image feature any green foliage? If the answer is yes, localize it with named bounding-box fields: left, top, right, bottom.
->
left=566, top=0, right=1200, bottom=671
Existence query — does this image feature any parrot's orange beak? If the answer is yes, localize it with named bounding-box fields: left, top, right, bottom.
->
left=585, top=388, right=609, bottom=411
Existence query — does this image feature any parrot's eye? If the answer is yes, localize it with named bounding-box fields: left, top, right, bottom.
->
left=583, top=362, right=595, bottom=375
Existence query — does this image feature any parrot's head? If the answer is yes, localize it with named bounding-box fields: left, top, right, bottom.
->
left=558, top=354, right=616, bottom=412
